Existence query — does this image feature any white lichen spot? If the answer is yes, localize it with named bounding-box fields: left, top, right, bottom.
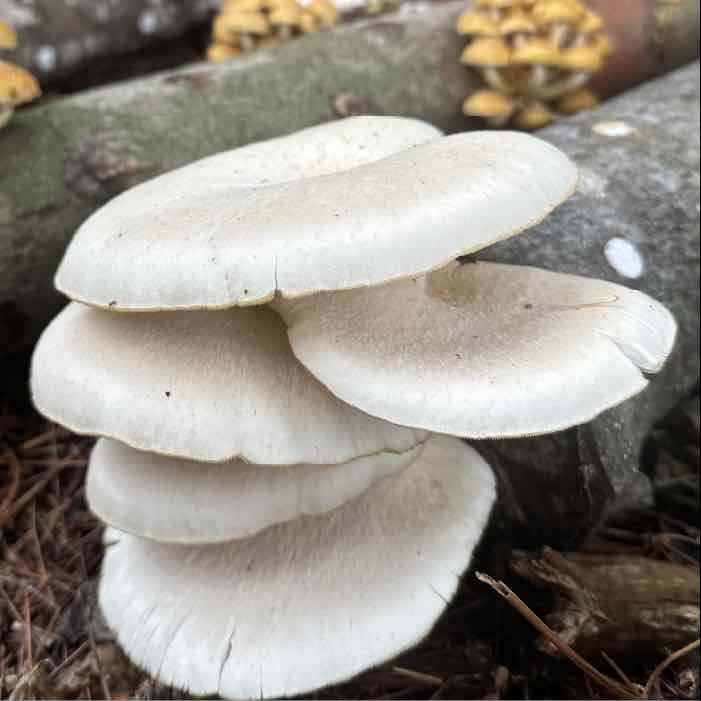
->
left=138, top=10, right=159, bottom=35
left=35, top=45, right=57, bottom=73
left=604, top=237, right=645, bottom=279
left=592, top=120, right=635, bottom=138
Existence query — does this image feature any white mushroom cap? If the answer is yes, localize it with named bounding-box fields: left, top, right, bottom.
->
left=55, top=125, right=576, bottom=311
left=274, top=261, right=677, bottom=438
left=99, top=434, right=496, bottom=699
left=87, top=438, right=424, bottom=543
left=30, top=303, right=426, bottom=464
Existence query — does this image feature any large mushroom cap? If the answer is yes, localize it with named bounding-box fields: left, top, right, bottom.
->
left=99, top=434, right=496, bottom=699
left=274, top=261, right=677, bottom=439
left=55, top=121, right=576, bottom=311
left=87, top=438, right=423, bottom=544
left=31, top=304, right=426, bottom=464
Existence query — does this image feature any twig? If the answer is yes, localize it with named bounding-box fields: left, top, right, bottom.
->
left=0, top=461, right=75, bottom=529
left=643, top=639, right=700, bottom=698
left=602, top=651, right=636, bottom=688
left=391, top=666, right=443, bottom=687
left=475, top=572, right=643, bottom=700
left=0, top=448, right=22, bottom=521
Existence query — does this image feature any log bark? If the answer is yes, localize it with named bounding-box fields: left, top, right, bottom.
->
left=0, top=0, right=214, bottom=82
left=0, top=1, right=698, bottom=358
left=479, top=62, right=700, bottom=546
left=1, top=0, right=698, bottom=90
left=509, top=548, right=700, bottom=659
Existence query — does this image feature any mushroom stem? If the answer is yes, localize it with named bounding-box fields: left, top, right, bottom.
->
left=534, top=70, right=591, bottom=99
left=239, top=33, right=256, bottom=51
left=527, top=63, right=549, bottom=90
left=482, top=66, right=512, bottom=93
left=549, top=22, right=570, bottom=47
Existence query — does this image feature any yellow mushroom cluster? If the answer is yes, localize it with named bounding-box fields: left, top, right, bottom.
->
left=0, top=20, right=41, bottom=130
left=457, top=0, right=613, bottom=129
left=208, top=0, right=339, bottom=61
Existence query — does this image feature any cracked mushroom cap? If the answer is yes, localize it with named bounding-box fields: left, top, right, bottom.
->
left=55, top=120, right=576, bottom=312
left=99, top=434, right=496, bottom=699
left=31, top=304, right=426, bottom=464
left=273, top=261, right=677, bottom=439
left=87, top=438, right=423, bottom=544
left=0, top=20, right=17, bottom=49
left=0, top=60, right=41, bottom=106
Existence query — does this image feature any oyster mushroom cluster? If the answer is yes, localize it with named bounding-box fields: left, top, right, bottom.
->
left=31, top=117, right=675, bottom=698
left=0, top=20, right=40, bottom=130
left=458, top=0, right=613, bottom=128
left=208, top=0, right=339, bottom=61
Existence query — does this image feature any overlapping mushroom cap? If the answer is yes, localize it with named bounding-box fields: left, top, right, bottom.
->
left=273, top=261, right=677, bottom=437
left=31, top=303, right=426, bottom=464
left=99, top=435, right=496, bottom=699
left=87, top=437, right=424, bottom=543
left=54, top=118, right=576, bottom=311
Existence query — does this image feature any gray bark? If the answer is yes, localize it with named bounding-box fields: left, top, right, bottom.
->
left=479, top=63, right=700, bottom=545
left=0, top=0, right=215, bottom=80
left=0, top=1, right=481, bottom=357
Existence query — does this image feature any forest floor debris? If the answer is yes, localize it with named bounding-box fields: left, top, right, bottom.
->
left=1, top=362, right=698, bottom=700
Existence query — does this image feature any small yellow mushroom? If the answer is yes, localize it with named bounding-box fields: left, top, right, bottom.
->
left=206, top=42, right=243, bottom=62
left=462, top=89, right=516, bottom=123
left=457, top=10, right=501, bottom=37
left=560, top=43, right=603, bottom=72
left=269, top=3, right=303, bottom=38
left=0, top=60, right=41, bottom=129
left=555, top=86, right=598, bottom=113
left=0, top=20, right=17, bottom=49
left=298, top=10, right=318, bottom=32
left=577, top=8, right=604, bottom=33
left=510, top=37, right=563, bottom=66
left=514, top=100, right=556, bottom=129
left=307, top=0, right=340, bottom=29
left=460, top=37, right=511, bottom=67
left=499, top=9, right=537, bottom=36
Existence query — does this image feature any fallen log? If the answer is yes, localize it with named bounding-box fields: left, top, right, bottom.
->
left=509, top=548, right=700, bottom=659
left=0, top=1, right=698, bottom=357
left=479, top=62, right=700, bottom=545
left=2, top=0, right=698, bottom=90
left=0, top=29, right=698, bottom=544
